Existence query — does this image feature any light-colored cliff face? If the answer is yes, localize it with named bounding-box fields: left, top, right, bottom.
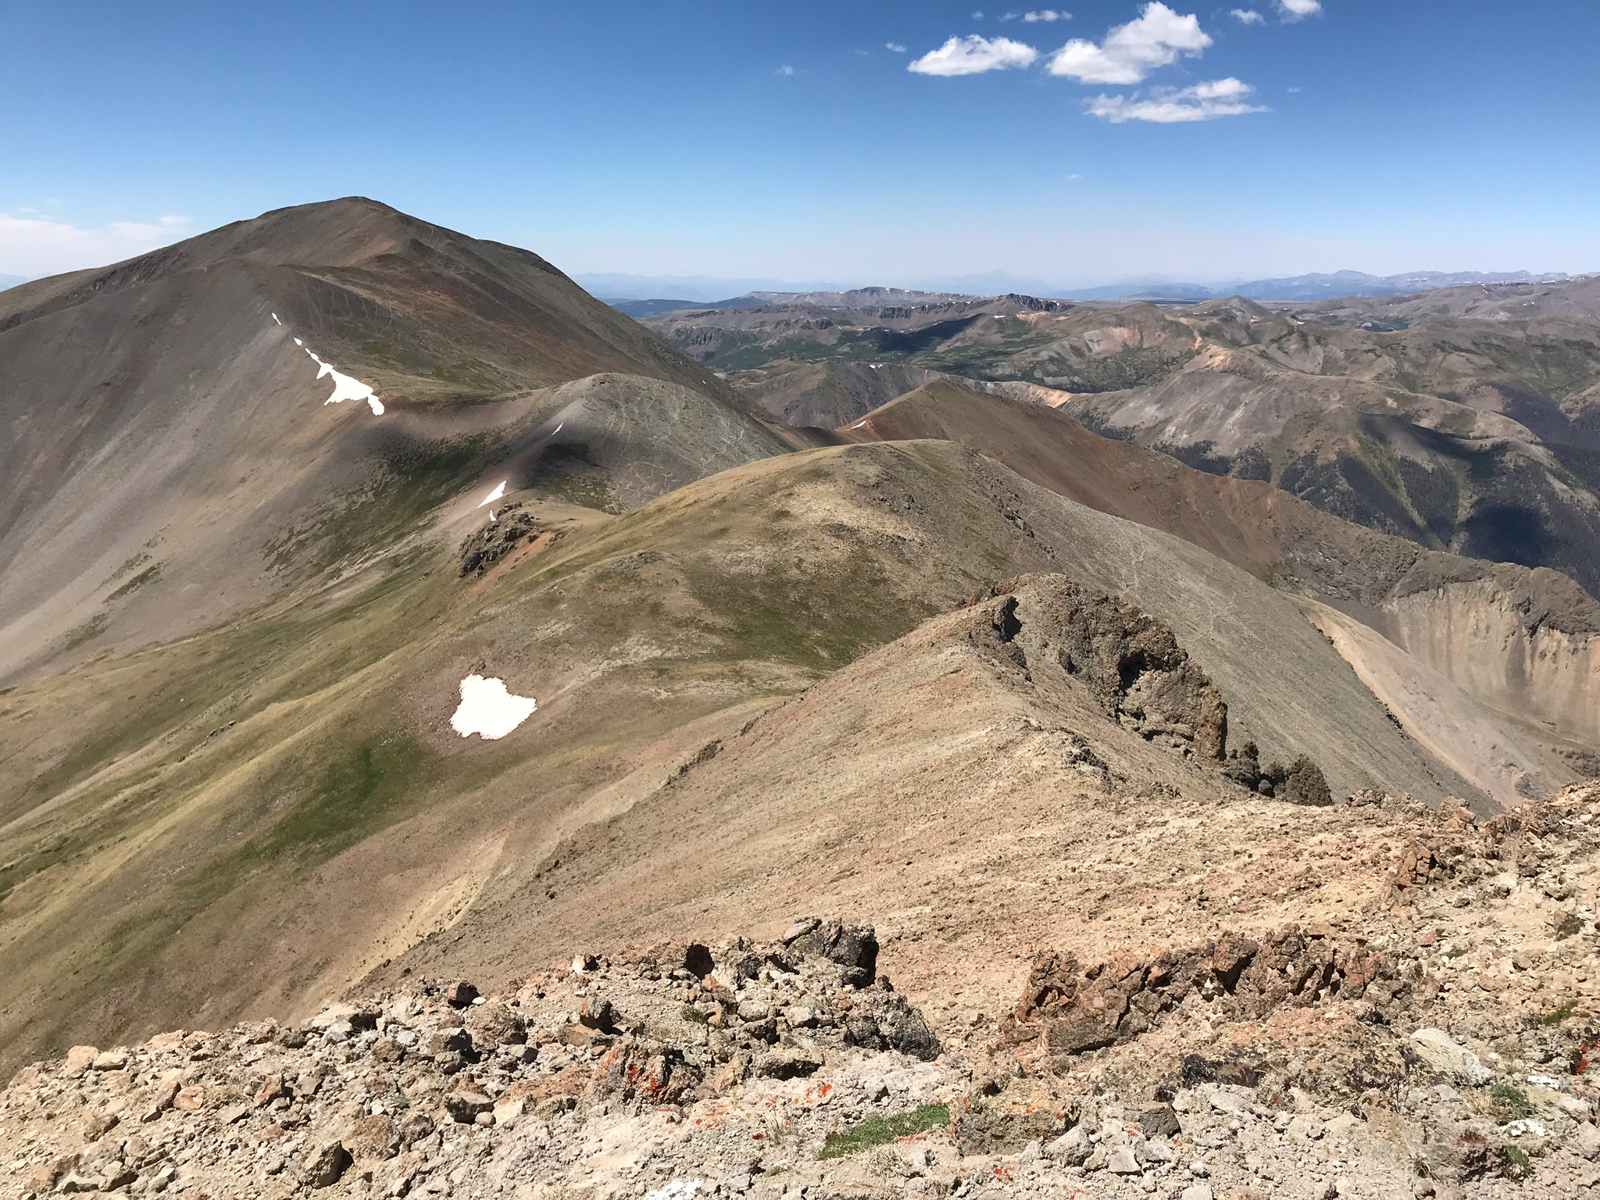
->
left=1299, top=597, right=1579, bottom=809
left=1376, top=579, right=1600, bottom=750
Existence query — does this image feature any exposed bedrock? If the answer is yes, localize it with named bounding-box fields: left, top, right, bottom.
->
left=967, top=575, right=1229, bottom=762
left=1377, top=576, right=1600, bottom=747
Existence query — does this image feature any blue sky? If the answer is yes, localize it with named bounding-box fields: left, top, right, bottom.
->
left=2, top=1, right=1597, bottom=288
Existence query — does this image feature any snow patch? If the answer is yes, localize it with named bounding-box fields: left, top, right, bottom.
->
left=271, top=313, right=282, bottom=325
left=552, top=422, right=564, bottom=435
left=450, top=675, right=537, bottom=740
left=306, top=349, right=384, bottom=415
left=479, top=480, right=507, bottom=507
left=849, top=419, right=869, bottom=430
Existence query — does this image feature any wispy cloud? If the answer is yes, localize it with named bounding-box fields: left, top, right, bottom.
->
left=886, top=42, right=907, bottom=53
left=1086, top=76, right=1267, bottom=122
left=1230, top=8, right=1265, bottom=23
left=777, top=64, right=796, bottom=76
left=0, top=212, right=192, bottom=277
left=1279, top=0, right=1322, bottom=18
left=1047, top=2, right=1211, bottom=85
left=1024, top=9, right=1071, bottom=21
left=908, top=35, right=1040, bottom=76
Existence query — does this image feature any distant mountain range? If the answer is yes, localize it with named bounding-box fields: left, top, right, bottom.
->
left=1061, top=269, right=1579, bottom=302
left=595, top=269, right=1585, bottom=316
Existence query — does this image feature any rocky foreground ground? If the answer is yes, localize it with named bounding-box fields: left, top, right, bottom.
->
left=12, top=784, right=1600, bottom=1200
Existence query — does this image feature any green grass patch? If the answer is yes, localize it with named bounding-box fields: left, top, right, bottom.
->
left=818, top=1104, right=950, bottom=1159
left=1490, top=1083, right=1535, bottom=1120
left=681, top=1004, right=709, bottom=1025
left=1538, top=1002, right=1577, bottom=1027
left=59, top=612, right=109, bottom=653
left=228, top=736, right=431, bottom=871
left=107, top=563, right=161, bottom=601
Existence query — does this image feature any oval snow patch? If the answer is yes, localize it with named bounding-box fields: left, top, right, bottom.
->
left=450, top=674, right=536, bottom=740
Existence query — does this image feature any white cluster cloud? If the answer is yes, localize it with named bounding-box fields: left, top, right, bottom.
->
left=908, top=34, right=1039, bottom=75
left=903, top=0, right=1295, bottom=126
left=886, top=41, right=907, bottom=52
left=1047, top=2, right=1211, bottom=84
left=0, top=212, right=191, bottom=278
left=1087, top=76, right=1267, bottom=122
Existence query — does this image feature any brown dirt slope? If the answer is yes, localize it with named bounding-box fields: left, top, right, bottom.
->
left=847, top=379, right=1600, bottom=770
left=0, top=200, right=793, bottom=687
left=0, top=442, right=1480, bottom=1073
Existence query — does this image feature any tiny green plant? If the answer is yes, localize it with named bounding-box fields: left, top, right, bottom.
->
left=681, top=1003, right=709, bottom=1025
left=818, top=1104, right=950, bottom=1160
left=1490, top=1083, right=1535, bottom=1120
left=1538, top=1002, right=1577, bottom=1027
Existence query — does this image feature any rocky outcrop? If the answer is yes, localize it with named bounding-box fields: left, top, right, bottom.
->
left=456, top=504, right=545, bottom=578
left=967, top=576, right=1228, bottom=760
left=1222, top=743, right=1334, bottom=805
left=1002, top=924, right=1402, bottom=1061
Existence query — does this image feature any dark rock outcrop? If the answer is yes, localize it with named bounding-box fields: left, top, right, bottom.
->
left=1003, top=925, right=1404, bottom=1060
left=457, top=504, right=544, bottom=578
left=787, top=919, right=878, bottom=988
left=968, top=577, right=1228, bottom=760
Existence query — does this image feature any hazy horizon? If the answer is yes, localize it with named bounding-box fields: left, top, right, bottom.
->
left=4, top=2, right=1597, bottom=283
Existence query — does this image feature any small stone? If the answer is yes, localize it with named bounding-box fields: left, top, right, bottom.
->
left=493, top=1094, right=528, bottom=1126
left=82, top=1109, right=120, bottom=1141
left=1286, top=1114, right=1325, bottom=1142
left=1045, top=1125, right=1093, bottom=1167
left=782, top=918, right=821, bottom=943
left=446, top=981, right=480, bottom=1008
left=1138, top=1103, right=1181, bottom=1139
left=785, top=1005, right=818, bottom=1028
left=140, top=1075, right=182, bottom=1122
left=1137, top=1138, right=1175, bottom=1164
left=63, top=1046, right=99, bottom=1077
left=1571, top=1121, right=1600, bottom=1161
left=755, top=1046, right=823, bottom=1080
left=91, top=1048, right=129, bottom=1071
left=444, top=1088, right=494, bottom=1124
left=579, top=995, right=618, bottom=1031
left=255, top=1072, right=289, bottom=1106
left=302, top=1139, right=352, bottom=1189
left=172, top=1084, right=206, bottom=1112
left=1323, top=1112, right=1366, bottom=1140
left=1181, top=1187, right=1214, bottom=1200
left=1409, top=1028, right=1492, bottom=1085
left=1108, top=1147, right=1140, bottom=1174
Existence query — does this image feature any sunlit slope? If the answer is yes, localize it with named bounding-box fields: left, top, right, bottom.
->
left=0, top=199, right=789, bottom=685
left=0, top=441, right=1480, bottom=1071
left=669, top=284, right=1600, bottom=592
left=847, top=378, right=1600, bottom=782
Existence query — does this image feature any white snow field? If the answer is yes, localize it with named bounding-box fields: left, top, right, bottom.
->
left=450, top=674, right=537, bottom=739
left=306, top=349, right=384, bottom=415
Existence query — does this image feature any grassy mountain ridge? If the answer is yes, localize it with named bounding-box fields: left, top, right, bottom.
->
left=5, top=198, right=1600, bottom=1086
